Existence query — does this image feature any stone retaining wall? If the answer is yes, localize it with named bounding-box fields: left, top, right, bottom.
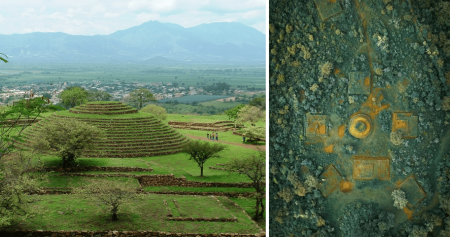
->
left=0, top=230, right=265, bottom=237
left=232, top=131, right=266, bottom=142
left=137, top=175, right=256, bottom=188
left=43, top=166, right=154, bottom=172
left=25, top=188, right=255, bottom=198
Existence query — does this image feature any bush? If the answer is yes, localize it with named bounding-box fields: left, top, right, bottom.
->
left=392, top=189, right=408, bottom=209
left=390, top=131, right=403, bottom=145
left=140, top=104, right=167, bottom=121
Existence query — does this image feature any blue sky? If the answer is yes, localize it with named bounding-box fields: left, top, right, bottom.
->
left=0, top=0, right=266, bottom=35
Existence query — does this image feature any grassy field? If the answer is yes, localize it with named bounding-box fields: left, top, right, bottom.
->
left=12, top=194, right=261, bottom=233
left=5, top=109, right=266, bottom=232
left=0, top=64, right=265, bottom=90
left=143, top=186, right=256, bottom=193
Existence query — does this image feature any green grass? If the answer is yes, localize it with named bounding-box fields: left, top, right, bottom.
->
left=85, top=101, right=121, bottom=104
left=177, top=129, right=266, bottom=145
left=54, top=110, right=155, bottom=119
left=229, top=197, right=266, bottom=230
left=143, top=186, right=256, bottom=193
left=172, top=195, right=233, bottom=219
left=166, top=114, right=230, bottom=123
left=38, top=176, right=141, bottom=188
left=31, top=145, right=257, bottom=183
left=15, top=194, right=261, bottom=233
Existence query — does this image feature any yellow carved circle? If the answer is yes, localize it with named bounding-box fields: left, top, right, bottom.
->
left=349, top=114, right=372, bottom=138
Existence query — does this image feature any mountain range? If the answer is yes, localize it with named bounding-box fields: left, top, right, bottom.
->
left=0, top=21, right=265, bottom=64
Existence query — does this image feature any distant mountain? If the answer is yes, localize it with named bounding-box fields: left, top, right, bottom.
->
left=0, top=21, right=265, bottom=64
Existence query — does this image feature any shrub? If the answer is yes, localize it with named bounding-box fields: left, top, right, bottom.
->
left=140, top=104, right=167, bottom=121
left=392, top=189, right=408, bottom=209
left=390, top=131, right=403, bottom=145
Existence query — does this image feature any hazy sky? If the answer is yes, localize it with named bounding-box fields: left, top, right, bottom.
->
left=0, top=0, right=266, bottom=35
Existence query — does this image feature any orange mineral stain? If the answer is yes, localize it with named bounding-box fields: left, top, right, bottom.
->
left=403, top=207, right=413, bottom=220
left=329, top=0, right=336, bottom=3
left=334, top=68, right=340, bottom=75
left=364, top=77, right=370, bottom=86
left=339, top=180, right=353, bottom=193
left=338, top=124, right=346, bottom=137
left=324, top=145, right=334, bottom=153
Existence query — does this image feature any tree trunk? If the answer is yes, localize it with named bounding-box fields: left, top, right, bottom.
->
left=259, top=197, right=265, bottom=220
left=112, top=212, right=118, bottom=221
left=200, top=165, right=203, bottom=177
left=254, top=197, right=260, bottom=220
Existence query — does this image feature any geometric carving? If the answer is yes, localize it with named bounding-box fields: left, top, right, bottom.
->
left=398, top=175, right=427, bottom=207
left=305, top=114, right=328, bottom=138
left=314, top=0, right=343, bottom=21
left=319, top=165, right=342, bottom=197
left=348, top=72, right=371, bottom=95
left=348, top=114, right=373, bottom=138
left=353, top=156, right=390, bottom=180
left=392, top=112, right=418, bottom=138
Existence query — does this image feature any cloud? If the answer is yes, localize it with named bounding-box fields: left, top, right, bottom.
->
left=135, top=12, right=160, bottom=23
left=0, top=0, right=266, bottom=35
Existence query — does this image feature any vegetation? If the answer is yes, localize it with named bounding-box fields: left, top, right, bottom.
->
left=58, top=86, right=89, bottom=109
left=225, top=104, right=246, bottom=121
left=224, top=150, right=265, bottom=220
left=392, top=189, right=408, bottom=209
left=87, top=90, right=112, bottom=101
left=30, top=117, right=106, bottom=167
left=128, top=88, right=156, bottom=110
left=140, top=104, right=167, bottom=121
left=181, top=140, right=226, bottom=177
left=73, top=179, right=143, bottom=221
left=0, top=151, right=46, bottom=228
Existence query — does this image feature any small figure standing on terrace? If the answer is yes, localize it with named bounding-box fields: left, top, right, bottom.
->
left=212, top=133, right=215, bottom=141
left=216, top=133, right=219, bottom=141
left=207, top=133, right=209, bottom=139
left=243, top=136, right=246, bottom=143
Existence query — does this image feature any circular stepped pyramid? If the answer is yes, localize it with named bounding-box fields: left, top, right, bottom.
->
left=69, top=101, right=138, bottom=115
left=15, top=102, right=188, bottom=158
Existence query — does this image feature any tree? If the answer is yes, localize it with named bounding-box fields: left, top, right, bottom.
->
left=249, top=97, right=266, bottom=109
left=390, top=131, right=403, bottom=145
left=236, top=105, right=265, bottom=126
left=58, top=86, right=89, bottom=109
left=31, top=118, right=106, bottom=168
left=0, top=53, right=7, bottom=63
left=128, top=88, right=156, bottom=110
left=140, top=104, right=167, bottom=121
left=240, top=126, right=265, bottom=142
left=41, top=92, right=52, bottom=100
left=181, top=140, right=226, bottom=177
left=224, top=150, right=265, bottom=220
left=73, top=179, right=143, bottom=221
left=224, top=104, right=246, bottom=121
left=391, top=189, right=408, bottom=209
left=0, top=98, right=48, bottom=160
left=87, top=90, right=112, bottom=101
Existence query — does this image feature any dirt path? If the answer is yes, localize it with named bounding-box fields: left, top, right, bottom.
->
left=185, top=134, right=265, bottom=151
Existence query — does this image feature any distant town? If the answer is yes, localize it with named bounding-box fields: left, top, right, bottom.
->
left=0, top=80, right=255, bottom=106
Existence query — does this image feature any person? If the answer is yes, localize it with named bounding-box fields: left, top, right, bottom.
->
left=212, top=132, right=215, bottom=141
left=207, top=133, right=209, bottom=139
left=216, top=132, right=219, bottom=141
left=242, top=136, right=246, bottom=143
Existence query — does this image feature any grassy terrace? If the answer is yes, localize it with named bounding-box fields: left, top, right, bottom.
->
left=7, top=104, right=265, bottom=231
left=12, top=194, right=260, bottom=234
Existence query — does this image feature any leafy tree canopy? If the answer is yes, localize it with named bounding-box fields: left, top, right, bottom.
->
left=140, top=104, right=167, bottom=121
left=224, top=104, right=246, bottom=121
left=87, top=90, right=112, bottom=102
left=58, top=86, right=89, bottom=109
left=181, top=140, right=226, bottom=177
left=128, top=88, right=156, bottom=110
left=31, top=118, right=106, bottom=168
left=236, top=105, right=265, bottom=126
